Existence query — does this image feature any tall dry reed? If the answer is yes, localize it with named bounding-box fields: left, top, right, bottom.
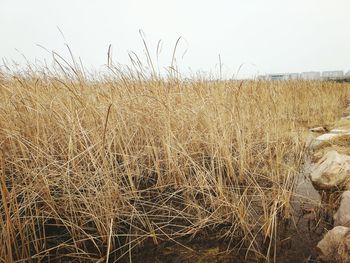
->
left=0, top=67, right=350, bottom=261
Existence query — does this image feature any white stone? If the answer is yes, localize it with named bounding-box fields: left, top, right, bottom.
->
left=311, top=133, right=345, bottom=148
left=334, top=191, right=350, bottom=227
left=311, top=132, right=350, bottom=149
left=310, top=150, right=350, bottom=190
left=330, top=129, right=350, bottom=134
left=317, top=226, right=350, bottom=263
left=317, top=133, right=341, bottom=141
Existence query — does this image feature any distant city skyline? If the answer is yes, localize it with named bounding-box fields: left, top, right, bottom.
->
left=258, top=70, right=350, bottom=81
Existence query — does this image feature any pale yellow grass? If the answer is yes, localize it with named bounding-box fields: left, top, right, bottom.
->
left=0, top=71, right=350, bottom=262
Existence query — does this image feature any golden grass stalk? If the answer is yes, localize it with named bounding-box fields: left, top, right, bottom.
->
left=0, top=63, right=350, bottom=262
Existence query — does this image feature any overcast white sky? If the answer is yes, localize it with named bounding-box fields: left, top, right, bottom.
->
left=0, top=0, right=349, bottom=78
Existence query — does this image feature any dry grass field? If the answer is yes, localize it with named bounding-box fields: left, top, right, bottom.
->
left=1, top=66, right=350, bottom=262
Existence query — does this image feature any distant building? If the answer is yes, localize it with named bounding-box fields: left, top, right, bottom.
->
left=267, top=74, right=286, bottom=80
left=300, top=72, right=321, bottom=80
left=257, top=75, right=268, bottom=80
left=257, top=70, right=350, bottom=81
left=261, top=73, right=302, bottom=80
left=284, top=73, right=300, bottom=80
left=322, top=71, right=344, bottom=79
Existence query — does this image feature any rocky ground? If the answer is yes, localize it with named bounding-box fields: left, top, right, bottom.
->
left=309, top=106, right=350, bottom=262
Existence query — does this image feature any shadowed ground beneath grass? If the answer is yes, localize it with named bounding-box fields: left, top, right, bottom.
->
left=129, top=160, right=332, bottom=263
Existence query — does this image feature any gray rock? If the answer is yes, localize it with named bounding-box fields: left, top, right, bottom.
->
left=317, top=226, right=350, bottom=263
left=334, top=191, right=350, bottom=227
left=310, top=150, right=350, bottom=190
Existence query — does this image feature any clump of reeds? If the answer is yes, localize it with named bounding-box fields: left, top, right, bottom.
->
left=0, top=58, right=350, bottom=262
